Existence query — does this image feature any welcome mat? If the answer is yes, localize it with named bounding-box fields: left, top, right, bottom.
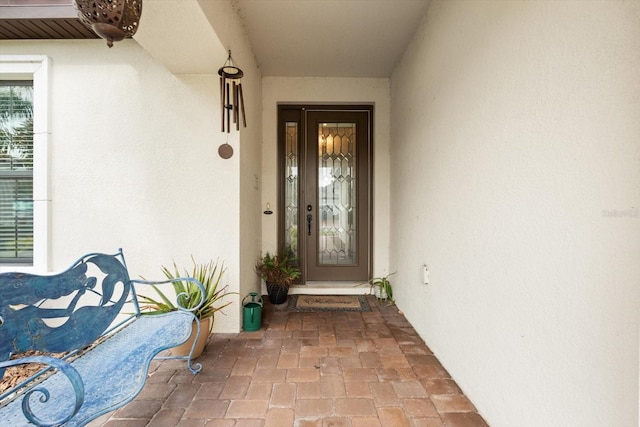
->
left=288, top=294, right=371, bottom=312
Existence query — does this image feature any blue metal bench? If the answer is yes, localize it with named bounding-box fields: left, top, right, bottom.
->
left=0, top=249, right=206, bottom=426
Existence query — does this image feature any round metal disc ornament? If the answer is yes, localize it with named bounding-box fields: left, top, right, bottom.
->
left=218, top=143, right=234, bottom=159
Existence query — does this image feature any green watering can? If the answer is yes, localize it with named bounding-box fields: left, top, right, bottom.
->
left=242, top=292, right=263, bottom=331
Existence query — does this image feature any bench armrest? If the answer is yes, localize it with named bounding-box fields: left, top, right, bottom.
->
left=0, top=356, right=84, bottom=427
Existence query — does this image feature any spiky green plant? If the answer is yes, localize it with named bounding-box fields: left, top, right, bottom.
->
left=139, top=258, right=234, bottom=320
left=366, top=272, right=395, bottom=303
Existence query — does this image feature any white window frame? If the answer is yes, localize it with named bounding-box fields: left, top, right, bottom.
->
left=0, top=56, right=50, bottom=273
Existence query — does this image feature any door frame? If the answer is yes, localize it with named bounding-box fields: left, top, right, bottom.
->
left=277, top=104, right=374, bottom=284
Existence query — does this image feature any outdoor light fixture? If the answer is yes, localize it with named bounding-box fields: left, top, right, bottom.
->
left=74, top=0, right=142, bottom=48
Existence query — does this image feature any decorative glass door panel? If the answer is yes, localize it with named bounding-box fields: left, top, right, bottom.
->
left=284, top=121, right=299, bottom=258
left=318, top=123, right=357, bottom=266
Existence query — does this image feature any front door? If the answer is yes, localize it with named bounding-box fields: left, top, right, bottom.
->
left=278, top=105, right=372, bottom=282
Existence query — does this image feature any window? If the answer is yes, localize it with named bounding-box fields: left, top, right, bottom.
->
left=0, top=81, right=34, bottom=263
left=0, top=56, right=49, bottom=271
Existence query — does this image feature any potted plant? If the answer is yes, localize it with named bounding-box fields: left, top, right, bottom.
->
left=138, top=258, right=234, bottom=358
left=255, top=250, right=301, bottom=305
left=365, top=272, right=395, bottom=303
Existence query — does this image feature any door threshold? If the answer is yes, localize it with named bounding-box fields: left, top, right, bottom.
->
left=290, top=282, right=370, bottom=295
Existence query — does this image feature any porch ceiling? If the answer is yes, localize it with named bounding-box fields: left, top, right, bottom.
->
left=0, top=0, right=432, bottom=78
left=231, top=0, right=431, bottom=77
left=0, top=0, right=98, bottom=40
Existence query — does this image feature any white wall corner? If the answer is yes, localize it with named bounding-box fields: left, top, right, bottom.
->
left=134, top=0, right=227, bottom=74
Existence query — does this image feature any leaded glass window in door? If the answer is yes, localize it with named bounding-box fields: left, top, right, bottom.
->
left=317, top=123, right=356, bottom=266
left=284, top=121, right=299, bottom=258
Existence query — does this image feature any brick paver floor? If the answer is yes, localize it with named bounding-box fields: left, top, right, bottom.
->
left=90, top=295, right=488, bottom=426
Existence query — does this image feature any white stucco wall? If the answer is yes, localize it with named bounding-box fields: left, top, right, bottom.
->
left=0, top=39, right=245, bottom=332
left=390, top=1, right=640, bottom=426
left=261, top=77, right=391, bottom=278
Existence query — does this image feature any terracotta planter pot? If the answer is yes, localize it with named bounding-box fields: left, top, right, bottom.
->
left=171, top=316, right=212, bottom=359
left=266, top=282, right=289, bottom=305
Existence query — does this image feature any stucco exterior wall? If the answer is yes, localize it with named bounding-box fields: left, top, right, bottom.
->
left=0, top=40, right=245, bottom=333
left=390, top=1, right=640, bottom=426
left=261, top=77, right=391, bottom=278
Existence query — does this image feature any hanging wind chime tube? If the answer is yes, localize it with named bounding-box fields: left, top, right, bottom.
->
left=218, top=50, right=247, bottom=133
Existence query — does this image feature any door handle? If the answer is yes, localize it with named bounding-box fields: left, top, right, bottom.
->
left=306, top=205, right=313, bottom=236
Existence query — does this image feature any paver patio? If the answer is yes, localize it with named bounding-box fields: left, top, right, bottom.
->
left=90, top=295, right=488, bottom=427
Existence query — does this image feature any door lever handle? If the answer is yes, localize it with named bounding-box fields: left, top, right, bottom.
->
left=306, top=213, right=312, bottom=236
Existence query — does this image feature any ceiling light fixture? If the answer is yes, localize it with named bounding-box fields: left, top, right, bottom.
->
left=74, top=0, right=143, bottom=48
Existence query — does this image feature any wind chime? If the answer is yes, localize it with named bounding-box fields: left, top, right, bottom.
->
left=218, top=50, right=246, bottom=159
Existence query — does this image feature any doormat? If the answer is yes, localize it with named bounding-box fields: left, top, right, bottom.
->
left=288, top=294, right=371, bottom=312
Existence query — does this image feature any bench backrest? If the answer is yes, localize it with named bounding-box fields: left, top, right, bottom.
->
left=0, top=250, right=136, bottom=368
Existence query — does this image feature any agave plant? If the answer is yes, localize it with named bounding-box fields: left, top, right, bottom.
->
left=139, top=258, right=234, bottom=320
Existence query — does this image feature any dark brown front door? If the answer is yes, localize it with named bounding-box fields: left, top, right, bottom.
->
left=278, top=105, right=372, bottom=282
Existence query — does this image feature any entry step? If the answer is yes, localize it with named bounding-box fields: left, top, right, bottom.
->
left=290, top=282, right=370, bottom=295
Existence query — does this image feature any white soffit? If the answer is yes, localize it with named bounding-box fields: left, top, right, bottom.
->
left=232, top=0, right=430, bottom=78
left=134, top=0, right=226, bottom=74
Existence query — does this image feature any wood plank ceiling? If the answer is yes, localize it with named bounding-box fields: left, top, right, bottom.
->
left=0, top=0, right=98, bottom=40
